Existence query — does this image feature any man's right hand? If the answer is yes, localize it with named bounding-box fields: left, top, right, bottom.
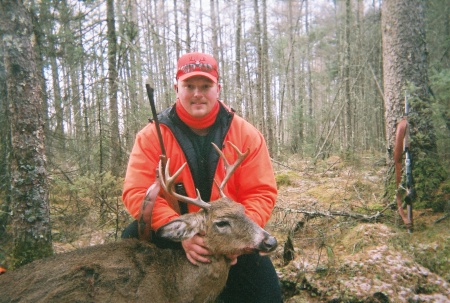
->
left=181, top=234, right=211, bottom=265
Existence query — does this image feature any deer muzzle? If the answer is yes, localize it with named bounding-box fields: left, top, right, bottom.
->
left=257, top=234, right=278, bottom=255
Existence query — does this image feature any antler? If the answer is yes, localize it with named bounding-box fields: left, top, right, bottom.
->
left=212, top=142, right=250, bottom=198
left=158, top=142, right=249, bottom=209
left=159, top=159, right=211, bottom=209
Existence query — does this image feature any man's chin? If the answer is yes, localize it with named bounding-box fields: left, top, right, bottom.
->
left=189, top=108, right=209, bottom=118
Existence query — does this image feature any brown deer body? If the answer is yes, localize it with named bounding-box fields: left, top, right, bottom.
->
left=0, top=143, right=277, bottom=303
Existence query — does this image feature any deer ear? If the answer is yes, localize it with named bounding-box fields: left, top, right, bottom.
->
left=156, top=214, right=203, bottom=241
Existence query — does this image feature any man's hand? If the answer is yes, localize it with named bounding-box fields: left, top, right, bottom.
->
left=181, top=234, right=211, bottom=265
left=225, top=253, right=239, bottom=265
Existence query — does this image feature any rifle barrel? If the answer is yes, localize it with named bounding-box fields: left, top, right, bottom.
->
left=146, top=84, right=167, bottom=158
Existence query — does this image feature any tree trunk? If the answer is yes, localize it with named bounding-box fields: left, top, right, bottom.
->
left=77, top=13, right=91, bottom=175
left=234, top=0, right=243, bottom=113
left=49, top=22, right=65, bottom=150
left=344, top=0, right=352, bottom=154
left=126, top=0, right=144, bottom=150
left=0, top=0, right=53, bottom=268
left=107, top=0, right=121, bottom=176
left=382, top=0, right=445, bottom=206
left=0, top=38, right=11, bottom=236
left=253, top=0, right=264, bottom=134
left=184, top=0, right=191, bottom=51
left=262, top=0, right=275, bottom=155
left=173, top=0, right=181, bottom=58
left=210, top=0, right=219, bottom=60
left=305, top=0, right=314, bottom=142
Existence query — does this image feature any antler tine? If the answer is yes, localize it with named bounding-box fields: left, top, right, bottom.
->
left=212, top=142, right=250, bottom=197
left=158, top=159, right=210, bottom=210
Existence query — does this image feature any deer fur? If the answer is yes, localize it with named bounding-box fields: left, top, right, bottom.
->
left=0, top=199, right=277, bottom=303
left=1, top=143, right=277, bottom=302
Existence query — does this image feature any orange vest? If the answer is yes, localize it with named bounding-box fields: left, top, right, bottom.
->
left=122, top=102, right=277, bottom=230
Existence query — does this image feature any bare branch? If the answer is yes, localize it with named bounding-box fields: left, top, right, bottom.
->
left=274, top=202, right=395, bottom=222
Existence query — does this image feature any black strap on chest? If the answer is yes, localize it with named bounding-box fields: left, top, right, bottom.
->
left=158, top=103, right=233, bottom=211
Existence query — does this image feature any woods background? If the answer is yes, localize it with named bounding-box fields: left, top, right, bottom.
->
left=0, top=0, right=449, bottom=270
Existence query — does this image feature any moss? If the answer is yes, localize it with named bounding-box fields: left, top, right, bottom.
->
left=433, top=179, right=450, bottom=212
left=368, top=203, right=386, bottom=212
left=275, top=172, right=297, bottom=187
left=385, top=87, right=448, bottom=211
left=306, top=184, right=341, bottom=203
left=403, top=93, right=447, bottom=208
left=412, top=156, right=447, bottom=208
left=12, top=236, right=53, bottom=269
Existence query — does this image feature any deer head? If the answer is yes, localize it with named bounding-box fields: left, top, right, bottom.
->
left=156, top=142, right=277, bottom=256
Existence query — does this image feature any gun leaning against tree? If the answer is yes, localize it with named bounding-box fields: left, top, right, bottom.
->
left=393, top=94, right=415, bottom=232
left=137, top=84, right=181, bottom=241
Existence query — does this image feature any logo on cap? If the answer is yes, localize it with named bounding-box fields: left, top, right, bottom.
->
left=176, top=52, right=219, bottom=83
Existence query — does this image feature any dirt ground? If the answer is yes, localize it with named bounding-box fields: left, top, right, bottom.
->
left=2, top=154, right=448, bottom=303
left=268, top=155, right=450, bottom=303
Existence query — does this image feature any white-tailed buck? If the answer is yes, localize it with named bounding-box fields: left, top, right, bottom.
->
left=0, top=143, right=277, bottom=303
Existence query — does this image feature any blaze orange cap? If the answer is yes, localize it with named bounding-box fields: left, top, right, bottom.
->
left=176, top=52, right=219, bottom=83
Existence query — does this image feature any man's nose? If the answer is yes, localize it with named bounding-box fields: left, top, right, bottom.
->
left=193, top=88, right=203, bottom=97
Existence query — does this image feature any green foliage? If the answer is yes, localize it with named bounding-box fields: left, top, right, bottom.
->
left=12, top=237, right=53, bottom=269
left=433, top=179, right=450, bottom=212
left=430, top=69, right=450, bottom=101
left=288, top=104, right=305, bottom=154
left=49, top=172, right=129, bottom=243
left=429, top=69, right=450, bottom=164
left=406, top=89, right=447, bottom=208
left=412, top=157, right=447, bottom=208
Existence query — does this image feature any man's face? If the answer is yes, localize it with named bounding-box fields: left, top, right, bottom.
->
left=175, top=76, right=221, bottom=118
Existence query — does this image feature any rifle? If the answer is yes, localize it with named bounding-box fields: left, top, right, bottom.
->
left=146, top=84, right=168, bottom=168
left=138, top=84, right=182, bottom=240
left=394, top=92, right=415, bottom=232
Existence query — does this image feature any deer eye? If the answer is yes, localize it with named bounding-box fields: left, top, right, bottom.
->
left=214, top=220, right=230, bottom=229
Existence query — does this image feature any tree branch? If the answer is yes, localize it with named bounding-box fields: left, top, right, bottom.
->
left=275, top=202, right=394, bottom=222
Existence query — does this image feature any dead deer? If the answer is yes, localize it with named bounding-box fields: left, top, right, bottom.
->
left=0, top=142, right=277, bottom=303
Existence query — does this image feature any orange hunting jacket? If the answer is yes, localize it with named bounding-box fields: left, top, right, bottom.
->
left=122, top=101, right=277, bottom=231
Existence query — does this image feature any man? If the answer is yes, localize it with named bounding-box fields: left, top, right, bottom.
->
left=122, top=52, right=282, bottom=302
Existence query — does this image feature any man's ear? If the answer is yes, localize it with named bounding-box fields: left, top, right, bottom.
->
left=216, top=83, right=221, bottom=97
left=174, top=83, right=178, bottom=93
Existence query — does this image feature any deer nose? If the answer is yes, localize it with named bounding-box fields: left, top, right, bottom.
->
left=260, top=235, right=278, bottom=252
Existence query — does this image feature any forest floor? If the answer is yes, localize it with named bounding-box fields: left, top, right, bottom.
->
left=268, top=154, right=450, bottom=303
left=1, top=153, right=449, bottom=302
